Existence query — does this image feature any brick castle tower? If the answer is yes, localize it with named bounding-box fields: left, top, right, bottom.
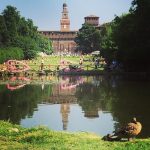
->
left=60, top=3, right=70, bottom=32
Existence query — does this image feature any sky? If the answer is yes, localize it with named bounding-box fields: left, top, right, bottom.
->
left=0, top=0, right=133, bottom=31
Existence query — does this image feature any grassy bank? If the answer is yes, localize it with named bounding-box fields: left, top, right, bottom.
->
left=0, top=121, right=150, bottom=150
left=24, top=55, right=104, bottom=72
left=0, top=55, right=105, bottom=74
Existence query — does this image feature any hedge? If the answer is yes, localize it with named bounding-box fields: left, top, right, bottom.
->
left=0, top=47, right=24, bottom=63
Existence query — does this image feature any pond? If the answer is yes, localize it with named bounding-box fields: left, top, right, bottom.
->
left=0, top=75, right=150, bottom=138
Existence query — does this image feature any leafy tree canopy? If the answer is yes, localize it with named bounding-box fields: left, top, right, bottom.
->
left=75, top=24, right=101, bottom=54
left=0, top=5, right=52, bottom=61
left=100, top=22, right=118, bottom=64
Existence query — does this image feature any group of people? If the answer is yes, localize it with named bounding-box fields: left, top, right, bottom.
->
left=39, top=55, right=107, bottom=72
left=5, top=60, right=30, bottom=73
left=78, top=55, right=107, bottom=70
left=93, top=57, right=106, bottom=69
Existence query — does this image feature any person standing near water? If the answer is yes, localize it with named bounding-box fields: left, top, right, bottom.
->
left=79, top=55, right=83, bottom=66
left=41, top=58, right=44, bottom=70
left=79, top=58, right=83, bottom=65
left=95, top=58, right=98, bottom=69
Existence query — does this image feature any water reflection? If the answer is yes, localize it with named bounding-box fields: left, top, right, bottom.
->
left=0, top=75, right=150, bottom=137
left=6, top=76, right=30, bottom=91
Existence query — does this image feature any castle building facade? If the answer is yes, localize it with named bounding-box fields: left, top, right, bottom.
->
left=39, top=3, right=101, bottom=54
left=39, top=3, right=78, bottom=55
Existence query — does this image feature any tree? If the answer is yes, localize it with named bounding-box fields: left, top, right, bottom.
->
left=100, top=23, right=117, bottom=64
left=18, top=17, right=29, bottom=36
left=111, top=0, right=150, bottom=71
left=14, top=36, right=39, bottom=59
left=26, top=19, right=38, bottom=38
left=37, top=35, right=52, bottom=55
left=112, top=14, right=136, bottom=68
left=0, top=15, right=9, bottom=45
left=0, top=5, right=53, bottom=61
left=75, top=24, right=101, bottom=54
left=2, top=6, right=20, bottom=43
left=130, top=0, right=150, bottom=69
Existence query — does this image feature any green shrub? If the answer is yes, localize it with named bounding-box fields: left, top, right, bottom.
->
left=23, top=49, right=37, bottom=59
left=0, top=47, right=24, bottom=63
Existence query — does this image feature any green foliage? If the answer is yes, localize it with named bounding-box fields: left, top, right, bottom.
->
left=18, top=17, right=30, bottom=36
left=0, top=15, right=9, bottom=45
left=111, top=0, right=150, bottom=71
left=14, top=36, right=39, bottom=59
left=37, top=34, right=52, bottom=55
left=0, top=47, right=24, bottom=63
left=100, top=23, right=117, bottom=64
left=2, top=6, right=20, bottom=43
left=75, top=24, right=101, bottom=54
left=0, top=5, right=52, bottom=61
left=112, top=14, right=135, bottom=60
left=23, top=49, right=37, bottom=59
left=99, top=0, right=150, bottom=71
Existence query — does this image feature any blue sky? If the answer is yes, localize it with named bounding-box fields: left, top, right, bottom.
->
left=0, top=0, right=132, bottom=31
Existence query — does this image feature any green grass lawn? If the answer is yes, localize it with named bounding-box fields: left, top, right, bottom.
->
left=26, top=55, right=105, bottom=72
left=0, top=121, right=149, bottom=150
left=0, top=55, right=105, bottom=73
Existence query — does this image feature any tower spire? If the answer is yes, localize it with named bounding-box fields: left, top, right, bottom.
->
left=60, top=2, right=70, bottom=31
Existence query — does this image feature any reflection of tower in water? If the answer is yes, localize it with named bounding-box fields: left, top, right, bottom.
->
left=49, top=77, right=81, bottom=130
left=60, top=103, right=70, bottom=130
